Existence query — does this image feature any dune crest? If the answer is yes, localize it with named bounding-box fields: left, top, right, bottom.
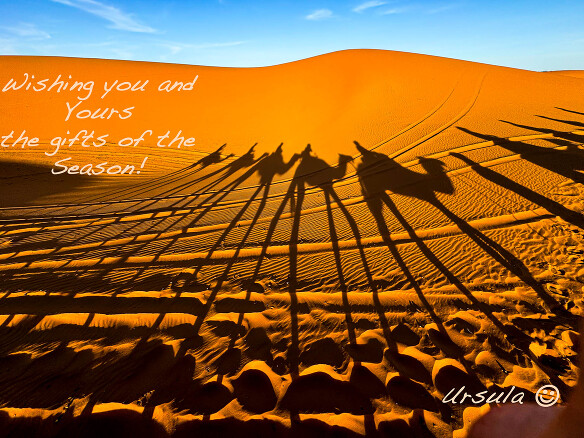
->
left=0, top=49, right=583, bottom=437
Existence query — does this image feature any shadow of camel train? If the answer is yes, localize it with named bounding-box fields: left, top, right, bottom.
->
left=2, top=117, right=583, bottom=426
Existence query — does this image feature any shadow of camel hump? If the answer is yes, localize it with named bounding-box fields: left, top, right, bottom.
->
left=354, top=139, right=576, bottom=396
left=450, top=151, right=584, bottom=230
left=191, top=143, right=233, bottom=169
left=256, top=143, right=299, bottom=185
left=458, top=125, right=584, bottom=183
left=354, top=141, right=572, bottom=317
left=354, top=140, right=461, bottom=342
left=294, top=144, right=353, bottom=188
left=1, top=136, right=581, bottom=432
left=288, top=144, right=353, bottom=213
left=354, top=140, right=454, bottom=202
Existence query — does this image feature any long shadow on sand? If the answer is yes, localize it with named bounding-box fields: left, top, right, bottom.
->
left=458, top=125, right=584, bottom=183
left=0, top=144, right=272, bottom=297
left=354, top=140, right=576, bottom=395
left=450, top=151, right=584, bottom=230
left=0, top=159, right=95, bottom=207
left=1, top=134, right=581, bottom=426
left=49, top=143, right=235, bottom=215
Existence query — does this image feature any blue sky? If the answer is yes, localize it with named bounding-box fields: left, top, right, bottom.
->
left=1, top=0, right=583, bottom=70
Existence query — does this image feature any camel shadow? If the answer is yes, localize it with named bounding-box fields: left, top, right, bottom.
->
left=459, top=126, right=584, bottom=183
left=499, top=119, right=584, bottom=145
left=354, top=141, right=470, bottom=355
left=83, top=143, right=234, bottom=207
left=290, top=145, right=359, bottom=347
left=173, top=144, right=301, bottom=366
left=556, top=107, right=584, bottom=118
left=355, top=140, right=569, bottom=317
left=450, top=151, right=584, bottom=230
left=355, top=140, right=575, bottom=394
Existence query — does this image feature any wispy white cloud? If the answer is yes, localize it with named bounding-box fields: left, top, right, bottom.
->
left=50, top=0, right=156, bottom=33
left=0, top=38, right=133, bottom=58
left=190, top=41, right=246, bottom=50
left=353, top=1, right=387, bottom=13
left=158, top=40, right=246, bottom=57
left=379, top=6, right=410, bottom=15
left=0, top=23, right=51, bottom=54
left=426, top=3, right=461, bottom=14
left=305, top=9, right=334, bottom=21
left=1, top=23, right=51, bottom=39
left=156, top=41, right=247, bottom=62
left=0, top=38, right=18, bottom=54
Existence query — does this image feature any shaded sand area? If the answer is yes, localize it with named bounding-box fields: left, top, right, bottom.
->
left=0, top=50, right=584, bottom=437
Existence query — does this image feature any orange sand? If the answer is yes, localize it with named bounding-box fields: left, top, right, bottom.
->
left=548, top=70, right=584, bottom=79
left=0, top=50, right=583, bottom=437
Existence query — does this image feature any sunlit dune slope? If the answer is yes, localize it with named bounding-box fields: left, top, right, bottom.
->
left=1, top=50, right=584, bottom=438
left=549, top=70, right=584, bottom=79
left=1, top=49, right=583, bottom=173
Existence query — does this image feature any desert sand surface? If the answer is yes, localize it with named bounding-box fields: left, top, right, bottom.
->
left=0, top=49, right=584, bottom=437
left=549, top=70, right=584, bottom=79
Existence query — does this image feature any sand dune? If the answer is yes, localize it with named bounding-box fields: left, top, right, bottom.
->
left=549, top=70, right=584, bottom=79
left=0, top=49, right=583, bottom=437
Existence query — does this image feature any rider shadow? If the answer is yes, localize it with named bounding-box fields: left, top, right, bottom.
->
left=354, top=141, right=572, bottom=326
left=354, top=141, right=575, bottom=393
left=459, top=124, right=584, bottom=184
left=556, top=107, right=584, bottom=117
left=173, top=144, right=301, bottom=374
left=290, top=145, right=359, bottom=347
left=354, top=142, right=468, bottom=354
left=83, top=143, right=233, bottom=209
left=190, top=144, right=233, bottom=170
left=450, top=152, right=584, bottom=230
